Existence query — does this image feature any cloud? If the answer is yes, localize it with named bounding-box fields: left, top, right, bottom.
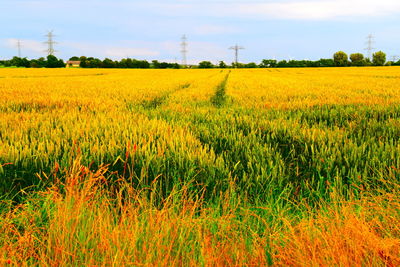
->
left=161, top=40, right=231, bottom=64
left=145, top=0, right=400, bottom=21
left=104, top=48, right=159, bottom=58
left=64, top=42, right=160, bottom=59
left=4, top=38, right=44, bottom=56
left=194, top=25, right=239, bottom=35
left=6, top=0, right=400, bottom=21
left=229, top=0, right=400, bottom=20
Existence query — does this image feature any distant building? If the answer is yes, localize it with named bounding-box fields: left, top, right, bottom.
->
left=66, top=61, right=81, bottom=68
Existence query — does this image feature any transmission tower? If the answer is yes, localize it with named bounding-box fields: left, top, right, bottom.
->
left=16, top=40, right=22, bottom=58
left=229, top=44, right=244, bottom=67
left=391, top=55, right=399, bottom=62
left=181, top=34, right=188, bottom=67
left=364, top=34, right=375, bottom=59
left=44, top=30, right=57, bottom=56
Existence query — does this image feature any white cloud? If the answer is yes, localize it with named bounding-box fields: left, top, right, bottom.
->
left=194, top=25, right=239, bottom=35
left=104, top=48, right=159, bottom=58
left=64, top=42, right=160, bottom=59
left=229, top=0, right=400, bottom=20
left=146, top=0, right=400, bottom=21
left=153, top=40, right=229, bottom=64
left=162, top=40, right=231, bottom=64
left=4, top=38, right=44, bottom=56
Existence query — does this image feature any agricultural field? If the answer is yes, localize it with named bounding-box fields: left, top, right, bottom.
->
left=0, top=67, right=400, bottom=265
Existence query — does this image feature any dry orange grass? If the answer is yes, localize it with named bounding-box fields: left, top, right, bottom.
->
left=274, top=187, right=400, bottom=266
left=0, top=161, right=268, bottom=266
left=0, top=162, right=399, bottom=266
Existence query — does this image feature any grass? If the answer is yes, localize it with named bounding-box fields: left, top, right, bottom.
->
left=1, top=161, right=399, bottom=266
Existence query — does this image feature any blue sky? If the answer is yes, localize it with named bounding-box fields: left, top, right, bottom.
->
left=1, top=0, right=400, bottom=64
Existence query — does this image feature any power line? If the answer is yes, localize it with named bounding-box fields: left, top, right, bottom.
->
left=229, top=44, right=244, bottom=67
left=364, top=34, right=375, bottom=59
left=44, top=30, right=57, bottom=56
left=181, top=34, right=188, bottom=67
left=16, top=39, right=22, bottom=58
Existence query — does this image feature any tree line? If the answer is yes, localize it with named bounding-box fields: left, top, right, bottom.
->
left=0, top=55, right=65, bottom=68
left=1, top=51, right=399, bottom=69
left=199, top=51, right=398, bottom=68
left=73, top=56, right=180, bottom=69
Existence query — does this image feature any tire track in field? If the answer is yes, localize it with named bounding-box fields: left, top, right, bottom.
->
left=129, top=71, right=229, bottom=111
left=125, top=83, right=191, bottom=111
left=140, top=83, right=191, bottom=109
left=210, top=71, right=231, bottom=108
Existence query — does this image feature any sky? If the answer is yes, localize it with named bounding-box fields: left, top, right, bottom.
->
left=1, top=0, right=400, bottom=64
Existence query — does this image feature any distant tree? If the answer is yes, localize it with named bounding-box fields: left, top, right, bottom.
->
left=277, top=60, right=288, bottom=68
left=137, top=60, right=151, bottom=69
left=79, top=56, right=87, bottom=67
left=102, top=58, right=116, bottom=68
left=29, top=60, right=39, bottom=68
left=9, top=57, right=30, bottom=68
left=373, top=51, right=386, bottom=66
left=69, top=56, right=80, bottom=61
left=46, top=55, right=65, bottom=68
left=159, top=62, right=170, bottom=69
left=37, top=57, right=47, bottom=68
left=232, top=62, right=245, bottom=68
left=149, top=61, right=177, bottom=69
left=333, top=51, right=348, bottom=67
left=171, top=63, right=180, bottom=69
left=0, top=60, right=8, bottom=67
left=218, top=61, right=227, bottom=68
left=86, top=57, right=102, bottom=68
left=315, top=58, right=335, bottom=67
left=365, top=57, right=372, bottom=66
left=198, top=61, right=214, bottom=68
left=245, top=62, right=258, bottom=68
left=260, top=59, right=277, bottom=68
left=151, top=60, right=160, bottom=68
left=288, top=60, right=308, bottom=68
left=350, top=53, right=365, bottom=66
left=117, top=58, right=128, bottom=68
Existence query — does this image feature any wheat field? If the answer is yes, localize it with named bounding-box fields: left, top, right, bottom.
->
left=1, top=67, right=400, bottom=266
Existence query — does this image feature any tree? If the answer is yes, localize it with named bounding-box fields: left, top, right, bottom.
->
left=198, top=61, right=214, bottom=68
left=245, top=62, right=258, bottom=68
left=79, top=56, right=87, bottom=67
left=260, top=59, right=277, bottom=68
left=159, top=62, right=170, bottom=69
left=151, top=60, right=160, bottom=68
left=86, top=57, right=102, bottom=68
left=277, top=60, right=288, bottom=68
left=10, top=57, right=30, bottom=68
left=365, top=58, right=372, bottom=66
left=333, top=51, right=348, bottom=67
left=136, top=60, right=151, bottom=69
left=373, top=51, right=386, bottom=66
left=232, top=62, right=245, bottom=68
left=316, top=58, right=334, bottom=67
left=102, top=58, right=116, bottom=68
left=46, top=55, right=65, bottom=68
left=171, top=63, right=180, bottom=69
left=218, top=61, right=227, bottom=68
left=350, top=53, right=365, bottom=66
